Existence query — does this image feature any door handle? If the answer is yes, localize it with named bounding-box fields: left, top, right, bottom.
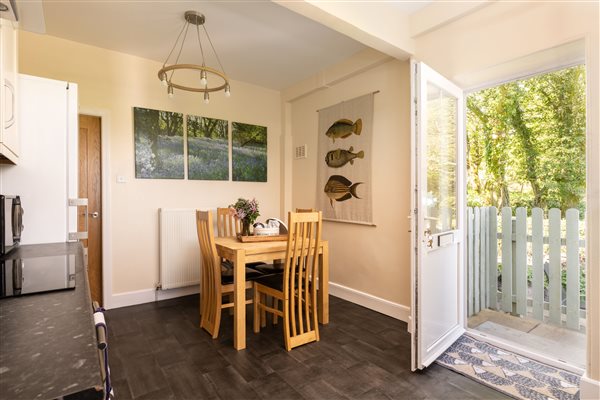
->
left=90, top=211, right=100, bottom=219
left=4, top=80, right=15, bottom=129
left=423, top=228, right=433, bottom=248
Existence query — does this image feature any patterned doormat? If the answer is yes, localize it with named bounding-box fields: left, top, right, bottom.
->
left=435, top=335, right=581, bottom=400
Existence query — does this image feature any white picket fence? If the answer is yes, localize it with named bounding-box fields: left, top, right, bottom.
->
left=467, top=206, right=585, bottom=330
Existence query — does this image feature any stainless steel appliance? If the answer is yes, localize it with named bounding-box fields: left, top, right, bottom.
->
left=0, top=194, right=23, bottom=255
left=0, top=254, right=76, bottom=298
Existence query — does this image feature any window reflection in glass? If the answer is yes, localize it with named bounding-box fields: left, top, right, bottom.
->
left=425, top=83, right=457, bottom=234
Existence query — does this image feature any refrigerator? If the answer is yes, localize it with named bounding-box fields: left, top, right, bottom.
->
left=0, top=74, right=79, bottom=244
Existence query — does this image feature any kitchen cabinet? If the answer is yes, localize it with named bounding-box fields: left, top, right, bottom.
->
left=0, top=17, right=18, bottom=164
left=1, top=75, right=79, bottom=244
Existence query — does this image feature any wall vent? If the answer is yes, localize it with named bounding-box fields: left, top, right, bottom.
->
left=295, top=144, right=307, bottom=159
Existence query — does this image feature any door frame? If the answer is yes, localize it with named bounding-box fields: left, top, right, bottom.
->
left=79, top=107, right=112, bottom=308
left=460, top=40, right=589, bottom=377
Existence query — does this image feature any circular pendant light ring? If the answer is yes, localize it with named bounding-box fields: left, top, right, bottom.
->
left=158, top=64, right=228, bottom=93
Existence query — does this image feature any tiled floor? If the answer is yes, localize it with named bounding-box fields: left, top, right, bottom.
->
left=105, top=295, right=510, bottom=400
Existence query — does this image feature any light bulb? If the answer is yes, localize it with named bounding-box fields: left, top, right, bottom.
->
left=224, top=84, right=231, bottom=98
left=168, top=85, right=174, bottom=98
left=200, top=70, right=207, bottom=86
left=160, top=73, right=167, bottom=87
left=203, top=91, right=210, bottom=104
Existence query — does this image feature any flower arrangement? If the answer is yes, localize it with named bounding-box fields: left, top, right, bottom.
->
left=229, top=198, right=260, bottom=236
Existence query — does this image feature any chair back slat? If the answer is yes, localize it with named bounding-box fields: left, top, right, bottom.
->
left=196, top=210, right=223, bottom=338
left=217, top=207, right=240, bottom=237
left=287, top=220, right=298, bottom=336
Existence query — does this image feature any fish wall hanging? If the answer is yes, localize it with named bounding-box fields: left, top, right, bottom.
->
left=325, top=118, right=362, bottom=142
left=317, top=92, right=375, bottom=224
left=324, top=175, right=363, bottom=208
left=325, top=146, right=364, bottom=168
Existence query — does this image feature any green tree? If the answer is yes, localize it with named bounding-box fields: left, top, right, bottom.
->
left=188, top=116, right=227, bottom=139
left=466, top=65, right=586, bottom=213
left=232, top=122, right=266, bottom=148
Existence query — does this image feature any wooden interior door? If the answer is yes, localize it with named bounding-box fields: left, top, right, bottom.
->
left=78, top=115, right=103, bottom=304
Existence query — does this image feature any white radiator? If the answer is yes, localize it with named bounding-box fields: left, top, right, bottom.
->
left=159, top=208, right=201, bottom=290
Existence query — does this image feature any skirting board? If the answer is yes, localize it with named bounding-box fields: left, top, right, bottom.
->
left=580, top=374, right=600, bottom=400
left=328, top=281, right=410, bottom=323
left=106, top=285, right=199, bottom=310
left=105, top=281, right=410, bottom=323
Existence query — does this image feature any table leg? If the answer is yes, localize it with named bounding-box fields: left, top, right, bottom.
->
left=233, top=250, right=246, bottom=350
left=318, top=242, right=329, bottom=324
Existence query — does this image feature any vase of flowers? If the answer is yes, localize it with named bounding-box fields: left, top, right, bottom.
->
left=230, top=198, right=260, bottom=236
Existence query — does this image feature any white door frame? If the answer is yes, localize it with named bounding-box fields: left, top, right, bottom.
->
left=460, top=42, right=589, bottom=377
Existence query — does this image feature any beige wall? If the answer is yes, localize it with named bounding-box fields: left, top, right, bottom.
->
left=18, top=31, right=282, bottom=296
left=289, top=59, right=411, bottom=306
left=414, top=1, right=600, bottom=383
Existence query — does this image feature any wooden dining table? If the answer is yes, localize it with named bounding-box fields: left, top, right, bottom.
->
left=213, top=236, right=329, bottom=350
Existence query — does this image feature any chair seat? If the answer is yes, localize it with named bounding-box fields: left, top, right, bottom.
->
left=222, top=260, right=266, bottom=270
left=253, top=273, right=284, bottom=291
left=221, top=267, right=265, bottom=285
left=248, top=263, right=284, bottom=275
left=254, top=271, right=313, bottom=291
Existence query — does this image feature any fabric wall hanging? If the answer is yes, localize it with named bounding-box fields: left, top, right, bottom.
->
left=317, top=93, right=374, bottom=224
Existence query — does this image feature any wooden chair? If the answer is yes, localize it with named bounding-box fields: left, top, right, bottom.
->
left=215, top=207, right=269, bottom=317
left=253, top=211, right=322, bottom=351
left=196, top=210, right=263, bottom=338
left=295, top=208, right=315, bottom=213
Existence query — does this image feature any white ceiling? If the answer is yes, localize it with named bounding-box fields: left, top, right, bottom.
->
left=29, top=0, right=431, bottom=90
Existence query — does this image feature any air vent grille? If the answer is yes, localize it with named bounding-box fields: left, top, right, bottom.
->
left=295, top=144, right=307, bottom=159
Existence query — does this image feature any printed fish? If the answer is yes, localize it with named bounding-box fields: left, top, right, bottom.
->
left=324, top=175, right=363, bottom=208
left=325, top=118, right=362, bottom=142
left=325, top=146, right=364, bottom=168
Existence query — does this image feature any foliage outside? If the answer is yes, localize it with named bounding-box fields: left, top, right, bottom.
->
left=466, top=65, right=586, bottom=214
left=187, top=115, right=229, bottom=181
left=134, top=107, right=184, bottom=179
left=232, top=122, right=267, bottom=182
left=426, top=86, right=457, bottom=234
left=466, top=65, right=587, bottom=310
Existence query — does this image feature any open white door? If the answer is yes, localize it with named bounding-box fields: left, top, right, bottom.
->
left=410, top=61, right=466, bottom=370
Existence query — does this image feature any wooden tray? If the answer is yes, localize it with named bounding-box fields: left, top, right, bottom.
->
left=237, top=234, right=288, bottom=243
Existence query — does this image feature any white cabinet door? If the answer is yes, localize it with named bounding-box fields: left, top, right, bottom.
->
left=410, top=61, right=466, bottom=370
left=0, top=18, right=18, bottom=163
left=2, top=75, right=78, bottom=244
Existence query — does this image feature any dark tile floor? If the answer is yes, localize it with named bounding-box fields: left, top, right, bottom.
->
left=105, top=295, right=510, bottom=400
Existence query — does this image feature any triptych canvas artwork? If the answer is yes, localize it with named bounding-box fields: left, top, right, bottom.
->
left=133, top=107, right=267, bottom=182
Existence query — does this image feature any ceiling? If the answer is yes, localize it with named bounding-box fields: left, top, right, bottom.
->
left=27, top=0, right=431, bottom=90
